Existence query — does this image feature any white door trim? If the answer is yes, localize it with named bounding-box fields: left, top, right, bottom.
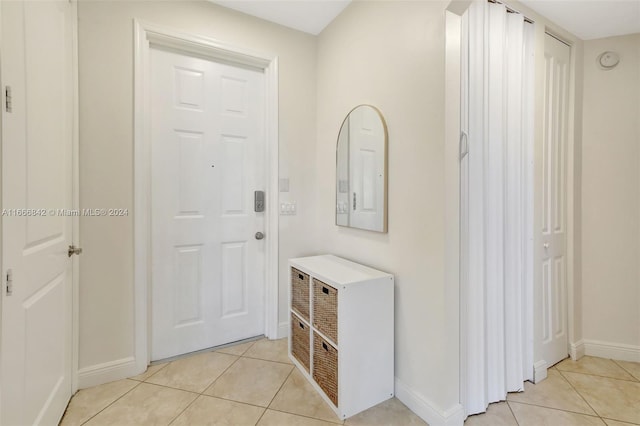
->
left=133, top=20, right=279, bottom=373
left=553, top=29, right=577, bottom=362
left=533, top=29, right=578, bottom=378
left=70, top=0, right=81, bottom=395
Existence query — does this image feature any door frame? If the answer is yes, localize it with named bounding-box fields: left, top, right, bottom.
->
left=70, top=0, right=81, bottom=395
left=133, top=20, right=280, bottom=371
left=533, top=28, right=579, bottom=381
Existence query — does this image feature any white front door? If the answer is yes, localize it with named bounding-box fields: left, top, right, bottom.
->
left=1, top=0, right=75, bottom=424
left=150, top=47, right=266, bottom=361
left=349, top=106, right=385, bottom=231
left=539, top=33, right=571, bottom=368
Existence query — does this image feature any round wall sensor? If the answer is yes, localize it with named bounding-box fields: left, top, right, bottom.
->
left=597, top=51, right=620, bottom=70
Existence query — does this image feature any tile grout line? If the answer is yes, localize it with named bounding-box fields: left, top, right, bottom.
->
left=134, top=352, right=293, bottom=400
left=555, top=369, right=603, bottom=422
left=140, top=351, right=244, bottom=425
left=166, top=393, right=200, bottom=426
left=263, top=363, right=344, bottom=426
left=505, top=400, right=521, bottom=426
left=155, top=350, right=250, bottom=425
left=559, top=365, right=640, bottom=424
left=199, top=352, right=244, bottom=395
left=254, top=366, right=296, bottom=425
left=167, top=394, right=202, bottom=426
left=197, top=393, right=273, bottom=411
left=555, top=368, right=638, bottom=383
left=165, top=344, right=297, bottom=425
left=267, top=407, right=344, bottom=425
left=611, top=359, right=640, bottom=382
left=71, top=340, right=313, bottom=426
left=507, top=399, right=604, bottom=419
left=241, top=354, right=295, bottom=366
left=71, top=359, right=169, bottom=424
left=134, top=380, right=201, bottom=395
left=165, top=347, right=257, bottom=426
left=77, top=380, right=142, bottom=426
left=67, top=341, right=259, bottom=425
left=601, top=416, right=640, bottom=426
left=130, top=361, right=169, bottom=382
left=215, top=340, right=257, bottom=357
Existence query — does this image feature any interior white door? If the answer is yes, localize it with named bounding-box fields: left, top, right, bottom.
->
left=150, top=47, right=266, bottom=361
left=349, top=107, right=385, bottom=231
left=1, top=0, right=75, bottom=424
left=539, top=33, right=571, bottom=368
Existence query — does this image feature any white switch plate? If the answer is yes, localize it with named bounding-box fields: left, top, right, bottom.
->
left=280, top=201, right=296, bottom=215
left=279, top=178, right=290, bottom=192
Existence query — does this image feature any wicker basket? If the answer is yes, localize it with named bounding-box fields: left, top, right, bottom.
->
left=313, top=331, right=339, bottom=407
left=313, top=279, right=338, bottom=344
left=291, top=267, right=310, bottom=321
left=291, top=313, right=310, bottom=372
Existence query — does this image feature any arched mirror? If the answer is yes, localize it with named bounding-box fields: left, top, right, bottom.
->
left=336, top=105, right=388, bottom=232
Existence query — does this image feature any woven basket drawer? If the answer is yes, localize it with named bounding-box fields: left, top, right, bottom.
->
left=291, top=313, right=310, bottom=372
left=313, top=279, right=338, bottom=344
left=291, top=267, right=310, bottom=321
left=313, top=331, right=339, bottom=407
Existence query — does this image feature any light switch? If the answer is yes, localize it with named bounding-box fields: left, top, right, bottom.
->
left=280, top=201, right=297, bottom=215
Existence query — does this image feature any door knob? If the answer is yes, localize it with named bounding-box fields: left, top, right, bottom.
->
left=543, top=242, right=549, bottom=250
left=68, top=245, right=83, bottom=257
left=255, top=232, right=265, bottom=240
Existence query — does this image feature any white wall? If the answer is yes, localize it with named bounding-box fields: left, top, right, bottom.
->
left=315, top=0, right=461, bottom=420
left=581, top=33, right=640, bottom=356
left=78, top=0, right=317, bottom=377
left=77, top=0, right=640, bottom=419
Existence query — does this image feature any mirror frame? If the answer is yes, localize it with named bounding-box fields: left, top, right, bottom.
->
left=335, top=104, right=389, bottom=233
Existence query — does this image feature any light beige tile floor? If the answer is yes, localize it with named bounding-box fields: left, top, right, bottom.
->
left=60, top=338, right=423, bottom=426
left=61, top=342, right=640, bottom=426
left=466, top=356, right=640, bottom=426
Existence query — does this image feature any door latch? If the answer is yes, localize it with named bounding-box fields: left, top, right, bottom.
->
left=68, top=245, right=83, bottom=257
left=6, top=269, right=13, bottom=296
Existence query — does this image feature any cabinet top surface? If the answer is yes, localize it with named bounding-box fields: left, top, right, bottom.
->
left=289, top=255, right=393, bottom=286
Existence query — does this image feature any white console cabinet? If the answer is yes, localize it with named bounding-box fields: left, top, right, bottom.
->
left=288, top=255, right=394, bottom=420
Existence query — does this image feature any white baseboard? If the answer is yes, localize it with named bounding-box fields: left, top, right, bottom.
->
left=78, top=357, right=139, bottom=389
left=582, top=339, right=640, bottom=362
left=277, top=321, right=289, bottom=339
left=395, top=377, right=464, bottom=426
left=570, top=340, right=586, bottom=360
left=533, top=360, right=548, bottom=383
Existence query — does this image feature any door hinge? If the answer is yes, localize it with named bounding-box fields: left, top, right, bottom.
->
left=68, top=245, right=83, bottom=257
left=6, top=269, right=13, bottom=296
left=5, top=86, right=12, bottom=113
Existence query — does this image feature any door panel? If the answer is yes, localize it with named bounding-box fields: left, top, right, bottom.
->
left=150, top=48, right=265, bottom=361
left=1, top=1, right=75, bottom=424
left=539, top=33, right=571, bottom=367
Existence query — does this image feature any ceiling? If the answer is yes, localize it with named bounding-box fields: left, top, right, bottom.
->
left=211, top=0, right=640, bottom=40
left=211, top=0, right=351, bottom=35
left=520, top=0, right=640, bottom=40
